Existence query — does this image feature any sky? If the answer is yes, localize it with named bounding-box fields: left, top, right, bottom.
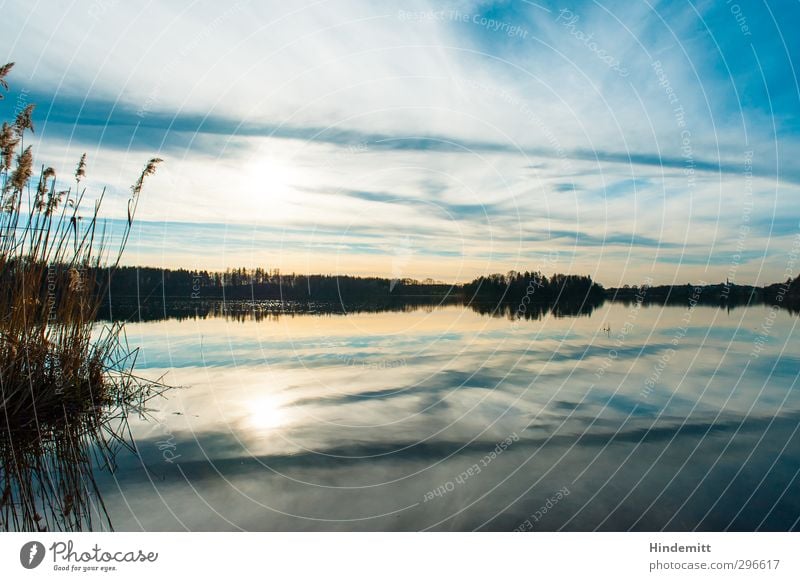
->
left=1, top=0, right=799, bottom=286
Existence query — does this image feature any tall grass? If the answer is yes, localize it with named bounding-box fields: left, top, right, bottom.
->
left=0, top=62, right=166, bottom=531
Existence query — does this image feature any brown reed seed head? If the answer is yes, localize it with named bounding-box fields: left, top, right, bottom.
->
left=0, top=62, right=13, bottom=95
left=9, top=146, right=33, bottom=192
left=13, top=104, right=35, bottom=136
left=35, top=167, right=56, bottom=207
left=143, top=157, right=163, bottom=176
left=130, top=157, right=163, bottom=197
left=0, top=122, right=18, bottom=170
left=75, top=153, right=87, bottom=181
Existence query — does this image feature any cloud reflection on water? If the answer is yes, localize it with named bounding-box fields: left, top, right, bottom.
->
left=102, top=302, right=800, bottom=530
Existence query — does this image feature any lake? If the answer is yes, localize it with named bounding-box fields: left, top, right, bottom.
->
left=94, top=300, right=800, bottom=531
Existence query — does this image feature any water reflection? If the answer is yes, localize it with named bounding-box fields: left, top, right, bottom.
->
left=0, top=337, right=168, bottom=532
left=98, top=294, right=607, bottom=324
left=6, top=301, right=799, bottom=531
left=1, top=403, right=134, bottom=531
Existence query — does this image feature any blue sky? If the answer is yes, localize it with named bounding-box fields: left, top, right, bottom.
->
left=2, top=0, right=799, bottom=285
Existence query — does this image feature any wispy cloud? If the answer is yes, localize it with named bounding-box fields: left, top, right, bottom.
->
left=1, top=0, right=798, bottom=284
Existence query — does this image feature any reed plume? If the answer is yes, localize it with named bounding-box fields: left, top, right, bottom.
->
left=75, top=153, right=87, bottom=183
left=14, top=104, right=35, bottom=136
left=0, top=62, right=12, bottom=95
left=0, top=63, right=168, bottom=531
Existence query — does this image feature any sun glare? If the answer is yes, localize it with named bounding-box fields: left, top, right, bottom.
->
left=243, top=156, right=297, bottom=198
left=248, top=396, right=288, bottom=430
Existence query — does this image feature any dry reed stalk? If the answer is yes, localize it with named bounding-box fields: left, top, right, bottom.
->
left=0, top=62, right=168, bottom=531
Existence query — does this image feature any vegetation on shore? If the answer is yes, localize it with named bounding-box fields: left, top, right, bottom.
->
left=83, top=263, right=800, bottom=326
left=607, top=278, right=800, bottom=311
left=0, top=63, right=165, bottom=531
left=90, top=266, right=603, bottom=304
left=463, top=271, right=604, bottom=304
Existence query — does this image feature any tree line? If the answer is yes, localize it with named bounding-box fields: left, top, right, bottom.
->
left=82, top=265, right=800, bottom=313
left=92, top=266, right=605, bottom=305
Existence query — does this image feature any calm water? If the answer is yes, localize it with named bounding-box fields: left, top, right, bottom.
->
left=96, top=301, right=800, bottom=531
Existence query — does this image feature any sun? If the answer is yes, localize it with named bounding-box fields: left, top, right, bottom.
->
left=242, top=154, right=298, bottom=199
left=248, top=396, right=288, bottom=430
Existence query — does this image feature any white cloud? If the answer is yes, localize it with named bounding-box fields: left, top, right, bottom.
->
left=2, top=0, right=797, bottom=283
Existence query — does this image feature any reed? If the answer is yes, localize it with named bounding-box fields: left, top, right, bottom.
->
left=0, top=62, right=166, bottom=531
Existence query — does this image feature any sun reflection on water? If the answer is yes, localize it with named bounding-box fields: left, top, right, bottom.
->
left=247, top=396, right=289, bottom=430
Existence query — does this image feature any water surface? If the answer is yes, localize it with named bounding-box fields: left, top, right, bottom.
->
left=97, top=301, right=800, bottom=530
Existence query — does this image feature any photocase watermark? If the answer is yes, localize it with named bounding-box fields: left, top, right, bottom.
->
left=153, top=414, right=182, bottom=464
left=20, top=541, right=46, bottom=569
left=556, top=8, right=629, bottom=77
left=389, top=235, right=414, bottom=292
left=12, top=87, right=30, bottom=118
left=652, top=60, right=695, bottom=193
left=191, top=272, right=202, bottom=299
left=462, top=79, right=571, bottom=174
left=321, top=141, right=370, bottom=171
left=49, top=540, right=157, bottom=573
left=46, top=265, right=58, bottom=322
left=46, top=266, right=87, bottom=320
left=19, top=540, right=158, bottom=572
left=87, top=0, right=120, bottom=21
left=724, top=150, right=754, bottom=291
left=306, top=306, right=409, bottom=371
left=46, top=265, right=89, bottom=396
left=509, top=250, right=560, bottom=331
left=510, top=272, right=549, bottom=328
left=595, top=277, right=652, bottom=378
left=135, top=1, right=249, bottom=118
left=335, top=353, right=407, bottom=369
left=726, top=0, right=753, bottom=37
left=512, top=486, right=571, bottom=530
left=751, top=228, right=800, bottom=359
left=397, top=9, right=529, bottom=39
left=641, top=283, right=704, bottom=399
left=422, top=433, right=519, bottom=502
left=68, top=266, right=87, bottom=292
